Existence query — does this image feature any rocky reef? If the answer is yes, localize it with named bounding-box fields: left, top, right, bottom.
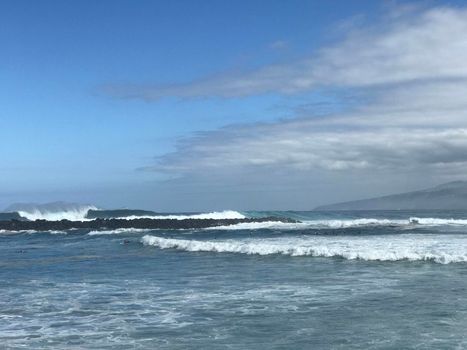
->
left=0, top=217, right=298, bottom=231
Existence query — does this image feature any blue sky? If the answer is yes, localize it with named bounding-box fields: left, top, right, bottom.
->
left=2, top=0, right=467, bottom=211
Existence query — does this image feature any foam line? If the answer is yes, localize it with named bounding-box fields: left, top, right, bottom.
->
left=142, top=234, right=467, bottom=264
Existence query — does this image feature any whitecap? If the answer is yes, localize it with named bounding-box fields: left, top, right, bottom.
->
left=88, top=228, right=153, bottom=235
left=17, top=205, right=97, bottom=221
left=142, top=234, right=467, bottom=264
left=206, top=217, right=467, bottom=230
left=115, top=210, right=246, bottom=220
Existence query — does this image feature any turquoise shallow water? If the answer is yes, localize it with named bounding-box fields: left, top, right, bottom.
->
left=2, top=210, right=467, bottom=349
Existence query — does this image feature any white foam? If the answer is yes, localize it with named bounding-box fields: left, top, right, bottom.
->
left=18, top=205, right=97, bottom=221
left=0, top=229, right=68, bottom=235
left=311, top=218, right=407, bottom=228
left=142, top=234, right=467, bottom=264
left=48, top=230, right=68, bottom=234
left=206, top=217, right=467, bottom=230
left=206, top=221, right=310, bottom=230
left=0, top=229, right=20, bottom=235
left=208, top=218, right=406, bottom=230
left=409, top=217, right=467, bottom=226
left=116, top=210, right=246, bottom=220
left=88, top=228, right=153, bottom=235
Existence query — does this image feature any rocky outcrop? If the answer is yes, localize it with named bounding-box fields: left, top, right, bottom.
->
left=0, top=217, right=298, bottom=231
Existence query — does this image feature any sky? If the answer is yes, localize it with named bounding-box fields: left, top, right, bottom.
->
left=2, top=0, right=467, bottom=211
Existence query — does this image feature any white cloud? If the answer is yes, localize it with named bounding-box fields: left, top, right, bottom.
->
left=132, top=6, right=467, bottom=207
left=105, top=7, right=467, bottom=100
left=269, top=40, right=288, bottom=50
left=150, top=122, right=467, bottom=175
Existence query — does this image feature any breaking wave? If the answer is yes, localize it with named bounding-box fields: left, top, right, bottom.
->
left=4, top=202, right=99, bottom=221
left=408, top=217, right=467, bottom=225
left=209, top=218, right=406, bottom=230
left=207, top=217, right=467, bottom=230
left=114, top=210, right=246, bottom=220
left=17, top=205, right=98, bottom=221
left=142, top=234, right=467, bottom=264
left=88, top=228, right=153, bottom=235
left=2, top=202, right=245, bottom=222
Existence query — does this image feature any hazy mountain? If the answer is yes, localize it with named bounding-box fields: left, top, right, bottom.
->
left=315, top=181, right=467, bottom=210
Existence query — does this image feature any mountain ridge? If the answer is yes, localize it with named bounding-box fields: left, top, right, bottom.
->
left=315, top=181, right=467, bottom=210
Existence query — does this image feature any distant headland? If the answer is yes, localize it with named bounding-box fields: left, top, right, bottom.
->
left=315, top=181, right=467, bottom=210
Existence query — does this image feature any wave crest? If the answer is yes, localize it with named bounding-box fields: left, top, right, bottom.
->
left=207, top=217, right=467, bottom=230
left=115, top=210, right=246, bottom=220
left=11, top=202, right=98, bottom=221
left=142, top=234, right=467, bottom=264
left=88, top=228, right=153, bottom=235
left=408, top=217, right=467, bottom=225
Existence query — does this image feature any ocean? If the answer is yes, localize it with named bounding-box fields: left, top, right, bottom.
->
left=2, top=209, right=467, bottom=349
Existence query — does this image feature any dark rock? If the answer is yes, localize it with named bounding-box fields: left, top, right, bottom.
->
left=0, top=217, right=298, bottom=232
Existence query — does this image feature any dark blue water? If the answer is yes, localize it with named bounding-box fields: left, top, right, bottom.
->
left=2, top=211, right=467, bottom=349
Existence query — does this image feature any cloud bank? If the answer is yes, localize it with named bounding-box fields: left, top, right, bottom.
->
left=106, top=7, right=467, bottom=100
left=127, top=6, right=467, bottom=207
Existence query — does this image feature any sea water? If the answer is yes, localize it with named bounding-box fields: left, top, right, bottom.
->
left=1, top=210, right=467, bottom=349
